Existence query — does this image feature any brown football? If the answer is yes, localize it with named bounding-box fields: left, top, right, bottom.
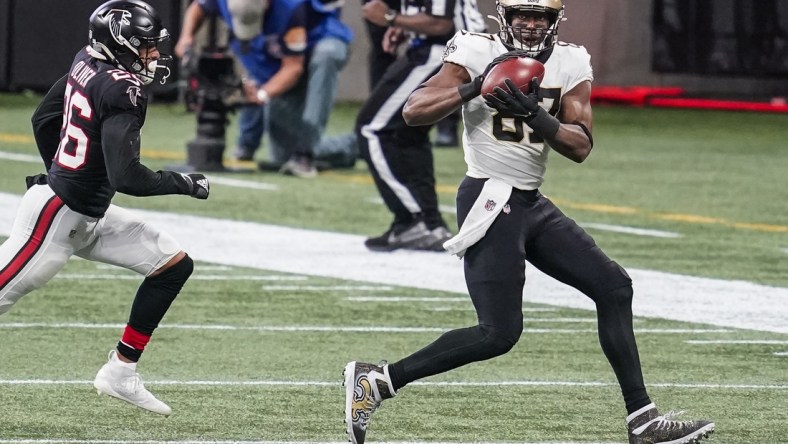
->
left=481, top=56, right=545, bottom=96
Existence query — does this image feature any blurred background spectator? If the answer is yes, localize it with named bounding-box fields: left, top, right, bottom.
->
left=176, top=0, right=352, bottom=178
left=0, top=0, right=785, bottom=156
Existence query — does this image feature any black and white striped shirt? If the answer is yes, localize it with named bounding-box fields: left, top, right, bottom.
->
left=402, top=0, right=486, bottom=47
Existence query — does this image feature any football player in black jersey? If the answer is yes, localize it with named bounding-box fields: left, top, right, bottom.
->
left=0, top=0, right=209, bottom=416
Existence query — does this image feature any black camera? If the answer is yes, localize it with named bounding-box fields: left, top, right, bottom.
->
left=182, top=49, right=243, bottom=171
left=179, top=18, right=248, bottom=172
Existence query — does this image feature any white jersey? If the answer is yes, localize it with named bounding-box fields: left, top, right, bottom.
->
left=442, top=31, right=593, bottom=190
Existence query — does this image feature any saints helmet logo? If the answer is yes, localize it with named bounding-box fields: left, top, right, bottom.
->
left=127, top=86, right=142, bottom=106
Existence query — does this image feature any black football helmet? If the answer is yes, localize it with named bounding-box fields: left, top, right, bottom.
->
left=89, top=0, right=171, bottom=84
left=495, top=0, right=565, bottom=56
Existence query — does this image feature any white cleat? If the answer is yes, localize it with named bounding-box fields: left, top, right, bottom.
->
left=93, top=350, right=172, bottom=416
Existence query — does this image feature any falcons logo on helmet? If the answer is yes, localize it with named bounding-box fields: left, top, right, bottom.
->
left=107, top=9, right=132, bottom=45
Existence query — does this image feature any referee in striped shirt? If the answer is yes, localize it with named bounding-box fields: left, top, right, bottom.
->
left=358, top=0, right=485, bottom=252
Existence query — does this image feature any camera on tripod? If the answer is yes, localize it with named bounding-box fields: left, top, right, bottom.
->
left=179, top=18, right=248, bottom=172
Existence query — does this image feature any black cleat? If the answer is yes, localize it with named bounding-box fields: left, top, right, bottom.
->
left=627, top=403, right=715, bottom=444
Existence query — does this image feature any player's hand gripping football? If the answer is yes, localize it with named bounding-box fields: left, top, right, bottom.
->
left=458, top=50, right=531, bottom=102
left=486, top=77, right=541, bottom=119
left=486, top=77, right=561, bottom=139
left=183, top=173, right=210, bottom=199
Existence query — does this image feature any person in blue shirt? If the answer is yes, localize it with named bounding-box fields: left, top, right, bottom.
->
left=262, top=0, right=355, bottom=173
left=176, top=0, right=352, bottom=177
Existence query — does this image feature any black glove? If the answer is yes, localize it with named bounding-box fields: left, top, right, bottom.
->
left=457, top=50, right=531, bottom=103
left=25, top=173, right=48, bottom=190
left=486, top=78, right=541, bottom=118
left=458, top=75, right=483, bottom=102
left=182, top=173, right=210, bottom=199
left=485, top=78, right=560, bottom=139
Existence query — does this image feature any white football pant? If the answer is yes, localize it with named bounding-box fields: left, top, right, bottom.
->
left=0, top=184, right=181, bottom=315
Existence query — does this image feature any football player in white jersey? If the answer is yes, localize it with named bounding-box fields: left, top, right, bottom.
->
left=343, top=2, right=715, bottom=444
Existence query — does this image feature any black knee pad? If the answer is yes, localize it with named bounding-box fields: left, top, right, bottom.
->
left=587, top=262, right=633, bottom=301
left=477, top=324, right=520, bottom=358
left=151, top=254, right=194, bottom=291
left=599, top=284, right=634, bottom=308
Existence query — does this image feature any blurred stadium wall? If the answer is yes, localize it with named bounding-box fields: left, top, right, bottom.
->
left=0, top=0, right=785, bottom=101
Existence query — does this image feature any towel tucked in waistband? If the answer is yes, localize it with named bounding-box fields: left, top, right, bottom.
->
left=443, top=178, right=513, bottom=258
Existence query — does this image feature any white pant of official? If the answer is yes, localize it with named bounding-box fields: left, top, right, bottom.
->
left=0, top=184, right=181, bottom=315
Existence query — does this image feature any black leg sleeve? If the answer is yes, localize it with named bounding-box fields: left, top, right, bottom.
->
left=128, top=254, right=193, bottom=335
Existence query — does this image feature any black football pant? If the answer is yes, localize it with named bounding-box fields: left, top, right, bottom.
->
left=355, top=44, right=447, bottom=230
left=363, top=15, right=396, bottom=89
left=389, top=177, right=651, bottom=414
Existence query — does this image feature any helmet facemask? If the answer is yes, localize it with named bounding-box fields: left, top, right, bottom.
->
left=494, top=0, right=565, bottom=56
left=129, top=32, right=172, bottom=85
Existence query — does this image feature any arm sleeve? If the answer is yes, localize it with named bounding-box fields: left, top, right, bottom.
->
left=195, top=0, right=218, bottom=15
left=101, top=112, right=192, bottom=197
left=31, top=74, right=68, bottom=171
left=281, top=4, right=308, bottom=55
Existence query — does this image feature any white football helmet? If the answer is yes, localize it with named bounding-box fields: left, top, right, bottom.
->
left=494, top=0, right=565, bottom=56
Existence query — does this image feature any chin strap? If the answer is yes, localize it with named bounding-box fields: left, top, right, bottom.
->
left=87, top=44, right=110, bottom=61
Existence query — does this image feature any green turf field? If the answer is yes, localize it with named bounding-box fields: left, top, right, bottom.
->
left=0, top=93, right=786, bottom=443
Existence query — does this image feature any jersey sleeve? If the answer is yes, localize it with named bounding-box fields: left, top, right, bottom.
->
left=31, top=74, right=68, bottom=171
left=100, top=113, right=191, bottom=197
left=96, top=75, right=146, bottom=124
left=442, top=30, right=499, bottom=79
left=561, top=43, right=594, bottom=92
left=282, top=3, right=308, bottom=55
left=94, top=76, right=191, bottom=197
left=196, top=0, right=220, bottom=15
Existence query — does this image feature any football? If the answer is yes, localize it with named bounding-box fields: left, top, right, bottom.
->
left=480, top=56, right=545, bottom=96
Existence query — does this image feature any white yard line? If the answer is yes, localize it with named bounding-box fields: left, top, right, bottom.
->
left=431, top=307, right=559, bottom=312
left=261, top=285, right=393, bottom=291
left=579, top=222, right=681, bottom=238
left=0, top=151, right=279, bottom=191
left=347, top=296, right=466, bottom=302
left=0, top=441, right=622, bottom=444
left=686, top=340, right=788, bottom=345
left=208, top=176, right=279, bottom=191
left=372, top=198, right=681, bottom=238
left=54, top=274, right=308, bottom=281
left=0, top=322, right=731, bottom=334
left=0, top=378, right=783, bottom=390
left=1, top=192, right=787, bottom=333
left=0, top=151, right=40, bottom=163
left=96, top=264, right=233, bottom=271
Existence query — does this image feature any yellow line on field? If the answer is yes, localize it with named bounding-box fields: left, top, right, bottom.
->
left=731, top=222, right=788, bottom=233
left=552, top=199, right=639, bottom=215
left=0, top=133, right=33, bottom=144
left=141, top=148, right=183, bottom=160
left=555, top=201, right=788, bottom=233
left=655, top=213, right=727, bottom=224
left=1, top=134, right=786, bottom=233
left=0, top=132, right=184, bottom=159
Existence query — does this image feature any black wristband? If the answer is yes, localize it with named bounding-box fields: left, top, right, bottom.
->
left=525, top=108, right=561, bottom=139
left=457, top=76, right=482, bottom=102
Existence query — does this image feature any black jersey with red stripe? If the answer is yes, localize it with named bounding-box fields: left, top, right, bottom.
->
left=39, top=47, right=191, bottom=218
